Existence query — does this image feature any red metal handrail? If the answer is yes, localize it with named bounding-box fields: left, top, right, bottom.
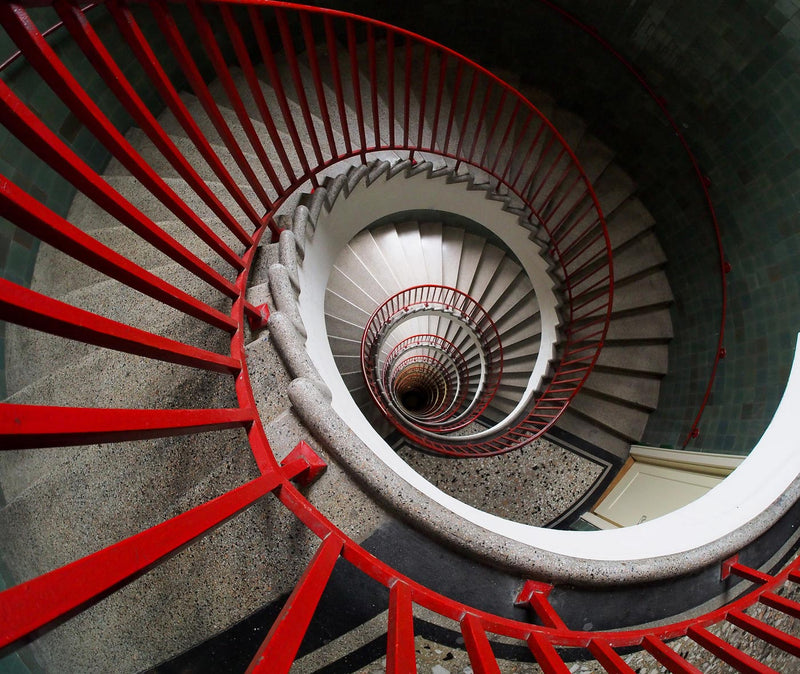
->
left=360, top=284, right=504, bottom=450
left=1, top=3, right=776, bottom=673
left=382, top=334, right=472, bottom=424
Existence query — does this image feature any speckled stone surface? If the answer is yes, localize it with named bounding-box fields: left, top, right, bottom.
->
left=396, top=437, right=604, bottom=527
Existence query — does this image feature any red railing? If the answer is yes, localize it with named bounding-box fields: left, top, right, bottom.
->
left=382, top=334, right=472, bottom=425
left=2, top=1, right=784, bottom=672
left=360, top=285, right=502, bottom=448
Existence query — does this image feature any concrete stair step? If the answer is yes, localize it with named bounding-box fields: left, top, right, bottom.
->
left=327, top=264, right=383, bottom=316
left=606, top=197, right=657, bottom=249
left=612, top=232, right=667, bottom=282
left=581, top=369, right=662, bottom=410
left=568, top=393, right=650, bottom=443
left=466, top=243, right=507, bottom=305
left=5, top=260, right=231, bottom=394
left=324, top=288, right=372, bottom=327
left=554, top=409, right=631, bottom=459
left=606, top=308, right=674, bottom=343
left=595, top=343, right=669, bottom=376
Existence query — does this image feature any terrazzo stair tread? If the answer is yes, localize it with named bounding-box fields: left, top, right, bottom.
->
left=6, top=260, right=230, bottom=394
left=468, top=250, right=517, bottom=311
left=354, top=41, right=425, bottom=149
left=418, top=222, right=446, bottom=337
left=333, top=353, right=363, bottom=373
left=103, top=128, right=254, bottom=185
left=350, top=231, right=405, bottom=296
left=154, top=91, right=274, bottom=189
left=67, top=174, right=256, bottom=248
left=494, top=314, right=543, bottom=348
left=529, top=108, right=587, bottom=213
left=441, top=226, right=466, bottom=288
left=595, top=343, right=669, bottom=375
left=554, top=410, right=632, bottom=459
left=454, top=233, right=487, bottom=296
left=605, top=308, right=674, bottom=342
left=30, top=220, right=232, bottom=300
left=568, top=393, right=650, bottom=442
left=610, top=232, right=668, bottom=282
left=573, top=269, right=674, bottom=320
left=538, top=136, right=614, bottom=228
left=341, top=371, right=365, bottom=391
left=485, top=395, right=521, bottom=417
left=495, top=85, right=555, bottom=186
left=331, top=244, right=392, bottom=304
left=0, top=426, right=249, bottom=578
left=209, top=69, right=341, bottom=170
left=248, top=241, right=281, bottom=289
left=501, top=337, right=542, bottom=363
left=494, top=372, right=531, bottom=390
left=328, top=334, right=362, bottom=358
left=592, top=162, right=638, bottom=217
left=491, top=289, right=541, bottom=325
left=1, top=338, right=235, bottom=497
left=369, top=224, right=416, bottom=291
left=580, top=370, right=662, bottom=411
left=325, top=313, right=366, bottom=343
left=297, top=47, right=386, bottom=151
left=444, top=75, right=496, bottom=166
left=324, top=288, right=373, bottom=327
left=418, top=222, right=444, bottom=286
left=274, top=56, right=363, bottom=158
left=478, top=263, right=531, bottom=321
left=605, top=197, right=657, bottom=249
left=395, top=221, right=431, bottom=286
left=611, top=270, right=675, bottom=314
left=501, top=351, right=540, bottom=373
left=327, top=264, right=383, bottom=315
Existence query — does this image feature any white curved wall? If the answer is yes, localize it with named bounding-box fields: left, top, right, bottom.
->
left=299, top=164, right=800, bottom=563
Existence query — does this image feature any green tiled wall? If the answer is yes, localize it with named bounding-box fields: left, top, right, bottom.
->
left=310, top=0, right=800, bottom=455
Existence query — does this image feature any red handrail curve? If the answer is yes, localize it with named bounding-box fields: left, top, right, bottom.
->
left=360, top=284, right=504, bottom=450
left=382, top=334, right=472, bottom=424
left=0, top=2, right=776, bottom=672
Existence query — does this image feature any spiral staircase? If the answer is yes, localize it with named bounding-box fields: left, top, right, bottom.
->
left=2, top=2, right=800, bottom=673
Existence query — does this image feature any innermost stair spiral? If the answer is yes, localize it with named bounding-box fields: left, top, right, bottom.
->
left=325, top=218, right=542, bottom=454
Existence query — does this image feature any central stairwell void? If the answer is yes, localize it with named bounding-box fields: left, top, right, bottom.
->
left=2, top=2, right=800, bottom=672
